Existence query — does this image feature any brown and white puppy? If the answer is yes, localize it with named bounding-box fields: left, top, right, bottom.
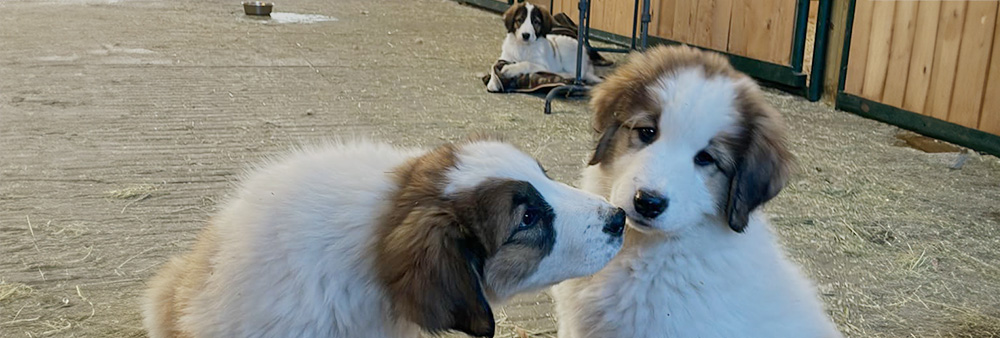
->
left=486, top=1, right=601, bottom=92
left=142, top=137, right=626, bottom=338
left=551, top=46, right=843, bottom=338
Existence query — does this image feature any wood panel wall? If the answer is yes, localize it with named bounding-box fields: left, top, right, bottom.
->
left=524, top=0, right=799, bottom=66
left=845, top=0, right=1000, bottom=136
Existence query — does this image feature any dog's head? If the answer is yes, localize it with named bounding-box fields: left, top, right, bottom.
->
left=586, top=46, right=792, bottom=236
left=376, top=136, right=625, bottom=337
left=503, top=1, right=553, bottom=42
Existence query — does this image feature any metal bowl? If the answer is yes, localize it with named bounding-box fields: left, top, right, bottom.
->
left=243, top=1, right=273, bottom=16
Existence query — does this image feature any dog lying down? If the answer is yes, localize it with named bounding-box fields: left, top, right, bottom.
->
left=142, top=137, right=626, bottom=338
left=486, top=1, right=603, bottom=93
left=552, top=46, right=843, bottom=338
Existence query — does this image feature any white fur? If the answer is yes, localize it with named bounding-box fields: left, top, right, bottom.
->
left=143, top=140, right=623, bottom=338
left=551, top=70, right=842, bottom=338
left=486, top=3, right=601, bottom=92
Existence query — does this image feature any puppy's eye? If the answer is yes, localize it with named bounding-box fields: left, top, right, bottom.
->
left=694, top=150, right=715, bottom=166
left=520, top=208, right=540, bottom=229
left=635, top=127, right=657, bottom=144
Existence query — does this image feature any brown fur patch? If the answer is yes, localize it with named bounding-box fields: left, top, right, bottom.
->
left=143, top=225, right=220, bottom=338
left=723, top=86, right=793, bottom=231
left=374, top=140, right=558, bottom=337
left=374, top=143, right=502, bottom=337
left=502, top=2, right=553, bottom=37
left=503, top=3, right=526, bottom=34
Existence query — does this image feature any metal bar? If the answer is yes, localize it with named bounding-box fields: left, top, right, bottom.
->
left=790, top=0, right=811, bottom=72
left=806, top=0, right=832, bottom=101
left=630, top=0, right=640, bottom=50
left=640, top=0, right=650, bottom=49
left=543, top=84, right=589, bottom=114
left=590, top=47, right=632, bottom=53
left=574, top=0, right=587, bottom=84
left=546, top=0, right=591, bottom=114
left=837, top=93, right=1000, bottom=157
left=838, top=0, right=858, bottom=92
left=584, top=0, right=593, bottom=51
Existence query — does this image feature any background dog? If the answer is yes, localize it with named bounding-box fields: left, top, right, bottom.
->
left=551, top=46, right=842, bottom=338
left=142, top=138, right=626, bottom=338
left=486, top=1, right=601, bottom=92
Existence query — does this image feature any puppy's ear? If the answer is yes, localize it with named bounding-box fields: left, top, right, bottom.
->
left=379, top=206, right=495, bottom=337
left=536, top=7, right=553, bottom=37
left=503, top=5, right=518, bottom=33
left=588, top=122, right=620, bottom=165
left=588, top=78, right=633, bottom=166
left=725, top=100, right=792, bottom=233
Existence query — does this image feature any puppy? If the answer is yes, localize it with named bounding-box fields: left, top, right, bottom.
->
left=551, top=46, right=843, bottom=338
left=142, top=137, right=626, bottom=338
left=486, top=1, right=601, bottom=92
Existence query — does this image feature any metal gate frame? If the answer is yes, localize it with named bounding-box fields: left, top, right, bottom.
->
left=456, top=0, right=833, bottom=102
left=834, top=0, right=1000, bottom=157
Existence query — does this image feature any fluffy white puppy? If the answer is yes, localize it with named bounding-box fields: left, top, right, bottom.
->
left=143, top=137, right=626, bottom=338
left=552, top=46, right=843, bottom=338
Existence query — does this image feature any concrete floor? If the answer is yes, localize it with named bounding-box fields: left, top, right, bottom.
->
left=2, top=0, right=999, bottom=337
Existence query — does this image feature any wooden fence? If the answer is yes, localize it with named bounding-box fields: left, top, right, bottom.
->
left=843, top=0, right=1000, bottom=136
left=531, top=0, right=801, bottom=66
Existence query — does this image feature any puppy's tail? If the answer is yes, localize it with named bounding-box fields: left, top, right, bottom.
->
left=142, top=257, right=187, bottom=338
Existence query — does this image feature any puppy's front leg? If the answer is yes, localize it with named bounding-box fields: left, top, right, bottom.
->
left=500, top=62, right=546, bottom=78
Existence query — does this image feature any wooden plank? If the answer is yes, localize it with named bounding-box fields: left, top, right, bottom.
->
left=606, top=0, right=620, bottom=36
left=589, top=0, right=607, bottom=34
left=822, top=0, right=854, bottom=102
left=709, top=0, right=734, bottom=51
left=859, top=0, right=895, bottom=100
left=657, top=0, right=676, bottom=39
left=673, top=0, right=696, bottom=44
left=693, top=0, right=733, bottom=51
left=947, top=1, right=998, bottom=128
left=619, top=0, right=637, bottom=37
left=924, top=0, right=967, bottom=121
left=566, top=0, right=579, bottom=20
left=980, top=6, right=1000, bottom=135
left=769, top=0, right=796, bottom=65
left=742, top=0, right=778, bottom=62
left=727, top=0, right=749, bottom=55
left=902, top=0, right=942, bottom=114
left=614, top=0, right=627, bottom=36
left=694, top=0, right=716, bottom=47
left=647, top=0, right=662, bottom=36
left=844, top=0, right=875, bottom=95
left=881, top=0, right=918, bottom=107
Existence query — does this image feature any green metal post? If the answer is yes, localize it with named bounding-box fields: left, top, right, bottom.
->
left=790, top=0, right=811, bottom=72
left=807, top=0, right=832, bottom=101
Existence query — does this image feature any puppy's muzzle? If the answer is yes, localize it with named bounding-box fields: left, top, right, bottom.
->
left=602, top=208, right=626, bottom=236
left=521, top=32, right=531, bottom=41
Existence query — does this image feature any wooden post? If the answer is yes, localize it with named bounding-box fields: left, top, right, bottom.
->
left=822, top=0, right=851, bottom=103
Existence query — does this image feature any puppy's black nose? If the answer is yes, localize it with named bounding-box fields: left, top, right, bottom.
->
left=634, top=190, right=668, bottom=219
left=521, top=32, right=530, bottom=40
left=603, top=208, right=626, bottom=236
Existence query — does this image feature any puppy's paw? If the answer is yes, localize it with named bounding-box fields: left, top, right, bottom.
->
left=486, top=74, right=504, bottom=93
left=499, top=66, right=519, bottom=78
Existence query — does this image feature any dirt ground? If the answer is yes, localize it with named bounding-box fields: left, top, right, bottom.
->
left=2, top=0, right=999, bottom=337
